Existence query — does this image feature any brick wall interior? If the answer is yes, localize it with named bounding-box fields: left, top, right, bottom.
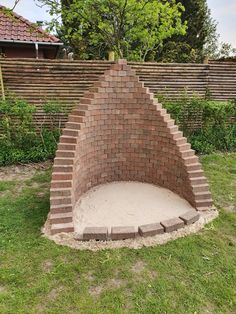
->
left=50, top=60, right=213, bottom=234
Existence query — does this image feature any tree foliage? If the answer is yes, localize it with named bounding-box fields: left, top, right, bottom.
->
left=159, top=0, right=218, bottom=63
left=38, top=0, right=187, bottom=61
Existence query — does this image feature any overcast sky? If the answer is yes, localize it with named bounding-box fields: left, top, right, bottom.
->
left=1, top=0, right=236, bottom=48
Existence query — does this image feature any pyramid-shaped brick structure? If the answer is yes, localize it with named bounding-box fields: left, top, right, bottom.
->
left=49, top=60, right=213, bottom=235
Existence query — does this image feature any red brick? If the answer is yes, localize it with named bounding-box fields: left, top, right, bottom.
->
left=83, top=227, right=108, bottom=241
left=50, top=204, right=73, bottom=214
left=50, top=188, right=72, bottom=197
left=50, top=196, right=71, bottom=206
left=65, top=122, right=81, bottom=130
left=51, top=222, right=74, bottom=235
left=68, top=115, right=84, bottom=123
left=138, top=223, right=164, bottom=237
left=51, top=180, right=72, bottom=188
left=161, top=218, right=184, bottom=232
left=60, top=136, right=77, bottom=144
left=179, top=210, right=200, bottom=225
left=111, top=226, right=136, bottom=240
left=50, top=212, right=73, bottom=224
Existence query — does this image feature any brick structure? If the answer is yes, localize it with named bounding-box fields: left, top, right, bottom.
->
left=49, top=59, right=213, bottom=236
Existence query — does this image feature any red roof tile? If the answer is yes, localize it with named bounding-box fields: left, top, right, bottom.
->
left=0, top=5, right=61, bottom=44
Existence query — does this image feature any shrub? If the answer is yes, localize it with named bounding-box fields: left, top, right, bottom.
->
left=160, top=93, right=236, bottom=154
left=0, top=97, right=61, bottom=166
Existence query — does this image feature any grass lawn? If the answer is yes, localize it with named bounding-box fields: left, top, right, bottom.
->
left=0, top=153, right=236, bottom=314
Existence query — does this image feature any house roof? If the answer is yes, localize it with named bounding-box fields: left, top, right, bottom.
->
left=0, top=5, right=61, bottom=44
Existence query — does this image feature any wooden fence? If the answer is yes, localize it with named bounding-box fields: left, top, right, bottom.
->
left=0, top=58, right=236, bottom=128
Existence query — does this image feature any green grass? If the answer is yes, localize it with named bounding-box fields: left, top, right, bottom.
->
left=0, top=154, right=236, bottom=314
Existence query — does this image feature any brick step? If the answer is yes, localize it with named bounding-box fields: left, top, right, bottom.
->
left=51, top=180, right=72, bottom=188
left=65, top=122, right=81, bottom=130
left=54, top=158, right=74, bottom=166
left=186, top=163, right=201, bottom=171
left=60, top=135, right=77, bottom=144
left=153, top=102, right=162, bottom=111
left=175, top=137, right=187, bottom=145
left=162, top=113, right=171, bottom=122
left=196, top=206, right=212, bottom=211
left=56, top=150, right=75, bottom=158
left=166, top=119, right=175, bottom=127
left=82, top=92, right=96, bottom=99
left=169, top=125, right=179, bottom=133
left=52, top=165, right=73, bottom=173
left=172, top=131, right=183, bottom=140
left=50, top=204, right=73, bottom=214
left=71, top=109, right=88, bottom=117
left=50, top=212, right=73, bottom=224
left=189, top=170, right=204, bottom=178
left=160, top=108, right=167, bottom=115
left=195, top=191, right=212, bottom=200
left=192, top=183, right=209, bottom=192
left=51, top=222, right=74, bottom=235
left=181, top=149, right=195, bottom=158
left=58, top=143, right=76, bottom=151
left=183, top=156, right=199, bottom=165
left=178, top=143, right=191, bottom=152
left=50, top=196, right=71, bottom=206
left=52, top=173, right=73, bottom=181
left=50, top=188, right=72, bottom=197
left=80, top=97, right=94, bottom=105
left=68, top=115, right=84, bottom=123
left=190, top=177, right=207, bottom=185
left=62, top=129, right=80, bottom=137
left=195, top=198, right=213, bottom=208
left=72, top=104, right=88, bottom=111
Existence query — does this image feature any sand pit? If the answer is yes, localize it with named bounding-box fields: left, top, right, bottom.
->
left=74, top=181, right=195, bottom=235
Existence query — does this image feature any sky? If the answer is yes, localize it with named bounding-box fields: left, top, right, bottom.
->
left=0, top=0, right=236, bottom=48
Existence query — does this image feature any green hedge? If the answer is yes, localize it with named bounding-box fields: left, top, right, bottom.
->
left=0, top=95, right=236, bottom=166
left=0, top=97, right=64, bottom=166
left=160, top=94, right=236, bottom=154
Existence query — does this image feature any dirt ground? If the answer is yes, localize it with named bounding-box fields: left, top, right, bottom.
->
left=0, top=161, right=52, bottom=181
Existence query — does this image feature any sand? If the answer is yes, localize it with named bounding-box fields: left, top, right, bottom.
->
left=43, top=181, right=218, bottom=251
left=74, top=181, right=195, bottom=234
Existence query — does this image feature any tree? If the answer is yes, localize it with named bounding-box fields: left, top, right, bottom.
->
left=37, top=0, right=187, bottom=61
left=212, top=42, right=236, bottom=60
left=159, top=0, right=218, bottom=63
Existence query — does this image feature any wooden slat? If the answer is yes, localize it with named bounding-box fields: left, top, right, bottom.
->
left=0, top=59, right=235, bottom=130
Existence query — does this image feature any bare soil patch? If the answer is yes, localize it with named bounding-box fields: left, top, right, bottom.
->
left=89, top=278, right=126, bottom=297
left=0, top=286, right=7, bottom=293
left=131, top=261, right=146, bottom=274
left=42, top=260, right=54, bottom=273
left=0, top=161, right=52, bottom=181
left=47, top=286, right=64, bottom=301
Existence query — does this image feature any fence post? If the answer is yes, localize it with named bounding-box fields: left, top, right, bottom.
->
left=0, top=62, right=5, bottom=100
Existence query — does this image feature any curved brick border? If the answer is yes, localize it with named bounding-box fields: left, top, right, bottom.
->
left=78, top=210, right=200, bottom=241
left=49, top=59, right=213, bottom=235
